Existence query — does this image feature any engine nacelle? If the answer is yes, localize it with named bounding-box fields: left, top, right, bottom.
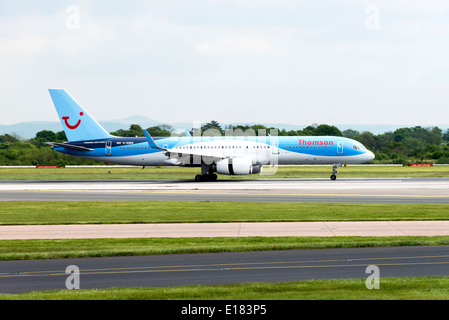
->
left=216, top=158, right=253, bottom=175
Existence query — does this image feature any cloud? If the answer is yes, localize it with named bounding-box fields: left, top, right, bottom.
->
left=1, top=33, right=49, bottom=56
left=1, top=0, right=449, bottom=126
left=196, top=35, right=272, bottom=54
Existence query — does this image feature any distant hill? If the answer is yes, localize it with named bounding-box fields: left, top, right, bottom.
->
left=1, top=115, right=447, bottom=139
left=0, top=121, right=64, bottom=139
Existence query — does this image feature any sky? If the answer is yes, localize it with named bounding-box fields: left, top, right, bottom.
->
left=1, top=0, right=449, bottom=127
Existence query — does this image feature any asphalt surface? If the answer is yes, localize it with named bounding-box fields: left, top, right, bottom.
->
left=1, top=178, right=449, bottom=204
left=1, top=245, right=449, bottom=294
left=2, top=190, right=449, bottom=204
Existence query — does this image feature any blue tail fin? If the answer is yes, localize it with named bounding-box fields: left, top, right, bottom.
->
left=48, top=89, right=113, bottom=141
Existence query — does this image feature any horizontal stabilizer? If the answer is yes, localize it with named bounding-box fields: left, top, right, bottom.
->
left=46, top=142, right=94, bottom=152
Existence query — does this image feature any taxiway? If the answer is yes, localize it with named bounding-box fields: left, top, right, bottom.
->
left=1, top=245, right=448, bottom=293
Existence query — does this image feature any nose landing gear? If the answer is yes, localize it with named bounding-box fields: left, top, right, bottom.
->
left=330, top=164, right=341, bottom=181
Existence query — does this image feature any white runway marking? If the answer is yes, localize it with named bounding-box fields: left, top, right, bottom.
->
left=2, top=178, right=449, bottom=196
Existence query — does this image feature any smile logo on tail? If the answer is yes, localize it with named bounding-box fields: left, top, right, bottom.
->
left=62, top=112, right=83, bottom=129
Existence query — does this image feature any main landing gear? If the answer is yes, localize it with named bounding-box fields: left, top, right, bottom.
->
left=195, top=164, right=218, bottom=182
left=195, top=173, right=218, bottom=182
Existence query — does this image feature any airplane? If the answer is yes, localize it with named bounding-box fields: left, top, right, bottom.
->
left=47, top=89, right=375, bottom=181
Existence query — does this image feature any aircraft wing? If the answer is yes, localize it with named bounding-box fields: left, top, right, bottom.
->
left=143, top=130, right=166, bottom=151
left=143, top=130, right=225, bottom=160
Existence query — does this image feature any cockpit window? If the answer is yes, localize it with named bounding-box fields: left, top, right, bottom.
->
left=353, top=144, right=367, bottom=151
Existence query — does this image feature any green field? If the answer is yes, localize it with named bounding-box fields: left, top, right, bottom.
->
left=1, top=236, right=449, bottom=261
left=2, top=277, right=448, bottom=300
left=1, top=201, right=449, bottom=225
left=1, top=164, right=448, bottom=180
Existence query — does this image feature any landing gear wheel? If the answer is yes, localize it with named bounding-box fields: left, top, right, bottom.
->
left=330, top=174, right=337, bottom=181
left=195, top=173, right=218, bottom=182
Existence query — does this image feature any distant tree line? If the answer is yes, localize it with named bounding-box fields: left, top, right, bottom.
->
left=1, top=122, right=449, bottom=165
left=110, top=124, right=172, bottom=137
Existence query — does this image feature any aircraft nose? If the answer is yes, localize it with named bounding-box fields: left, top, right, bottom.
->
left=366, top=150, right=375, bottom=161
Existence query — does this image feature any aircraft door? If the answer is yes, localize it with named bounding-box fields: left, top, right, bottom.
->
left=105, top=141, right=112, bottom=156
left=270, top=137, right=280, bottom=155
left=337, top=141, right=344, bottom=154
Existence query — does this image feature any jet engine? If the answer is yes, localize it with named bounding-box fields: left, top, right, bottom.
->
left=216, top=158, right=253, bottom=175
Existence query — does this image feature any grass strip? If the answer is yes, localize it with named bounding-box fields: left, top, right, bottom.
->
left=1, top=201, right=449, bottom=225
left=1, top=236, right=449, bottom=261
left=2, top=276, right=449, bottom=300
left=1, top=165, right=449, bottom=180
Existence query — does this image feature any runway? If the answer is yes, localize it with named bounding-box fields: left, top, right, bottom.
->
left=1, top=245, right=449, bottom=294
left=1, top=178, right=449, bottom=204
